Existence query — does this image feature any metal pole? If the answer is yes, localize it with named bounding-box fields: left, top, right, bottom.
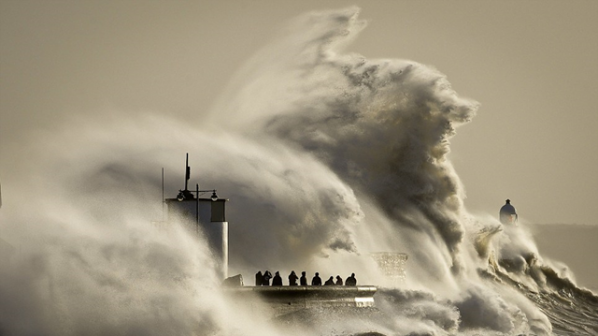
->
left=162, top=168, right=165, bottom=222
left=185, top=153, right=190, bottom=191
left=196, top=183, right=199, bottom=235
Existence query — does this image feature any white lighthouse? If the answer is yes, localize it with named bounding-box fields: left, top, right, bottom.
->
left=165, top=154, right=228, bottom=279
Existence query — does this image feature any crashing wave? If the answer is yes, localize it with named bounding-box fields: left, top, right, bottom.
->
left=1, top=7, right=596, bottom=336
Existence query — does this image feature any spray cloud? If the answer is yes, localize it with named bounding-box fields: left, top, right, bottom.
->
left=3, top=6, right=593, bottom=336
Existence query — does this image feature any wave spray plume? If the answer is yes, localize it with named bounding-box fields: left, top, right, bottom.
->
left=1, top=6, right=596, bottom=336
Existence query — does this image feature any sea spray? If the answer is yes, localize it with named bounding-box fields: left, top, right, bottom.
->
left=203, top=7, right=569, bottom=335
left=1, top=6, right=596, bottom=336
left=0, top=117, right=289, bottom=335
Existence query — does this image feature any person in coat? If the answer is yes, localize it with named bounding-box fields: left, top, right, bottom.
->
left=263, top=270, right=273, bottom=286
left=255, top=271, right=263, bottom=286
left=345, top=273, right=357, bottom=286
left=311, top=272, right=322, bottom=286
left=288, top=271, right=298, bottom=286
left=272, top=271, right=283, bottom=286
left=300, top=271, right=308, bottom=286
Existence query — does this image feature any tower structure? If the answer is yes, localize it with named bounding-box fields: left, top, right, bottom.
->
left=499, top=199, right=518, bottom=225
left=165, top=154, right=228, bottom=279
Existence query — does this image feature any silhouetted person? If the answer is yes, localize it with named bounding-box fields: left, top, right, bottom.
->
left=345, top=273, right=357, bottom=286
left=263, top=270, right=272, bottom=286
left=288, top=271, right=298, bottom=286
left=255, top=271, right=263, bottom=286
left=300, top=271, right=308, bottom=286
left=272, top=271, right=283, bottom=286
left=311, top=272, right=322, bottom=286
left=335, top=275, right=343, bottom=286
left=499, top=199, right=518, bottom=225
left=324, top=276, right=335, bottom=286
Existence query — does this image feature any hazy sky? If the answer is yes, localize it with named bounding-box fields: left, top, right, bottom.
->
left=1, top=0, right=597, bottom=225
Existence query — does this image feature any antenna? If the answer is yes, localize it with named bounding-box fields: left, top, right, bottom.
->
left=162, top=168, right=165, bottom=221
left=185, top=153, right=190, bottom=191
left=177, top=153, right=195, bottom=201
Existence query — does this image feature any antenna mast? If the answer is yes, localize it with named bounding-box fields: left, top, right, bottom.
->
left=177, top=153, right=195, bottom=201
left=184, top=153, right=190, bottom=192
left=161, top=168, right=165, bottom=221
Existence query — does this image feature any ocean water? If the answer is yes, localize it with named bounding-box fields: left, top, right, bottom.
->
left=1, top=7, right=597, bottom=336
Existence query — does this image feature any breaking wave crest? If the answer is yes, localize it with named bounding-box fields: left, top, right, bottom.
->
left=1, top=7, right=596, bottom=336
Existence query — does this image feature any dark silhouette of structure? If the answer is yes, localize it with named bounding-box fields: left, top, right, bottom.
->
left=255, top=271, right=263, bottom=286
left=324, top=276, right=335, bottom=286
left=335, top=275, right=343, bottom=286
left=311, top=272, right=322, bottom=286
left=288, top=271, right=298, bottom=286
left=272, top=271, right=283, bottom=286
left=165, top=154, right=228, bottom=279
left=345, top=273, right=357, bottom=286
left=263, top=270, right=272, bottom=286
left=300, top=271, right=307, bottom=286
left=223, top=274, right=244, bottom=287
left=500, top=199, right=518, bottom=225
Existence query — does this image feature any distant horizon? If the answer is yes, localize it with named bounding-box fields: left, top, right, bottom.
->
left=530, top=223, right=598, bottom=227
left=530, top=224, right=598, bottom=289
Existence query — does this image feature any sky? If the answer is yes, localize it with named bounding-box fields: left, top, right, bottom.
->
left=1, top=0, right=597, bottom=226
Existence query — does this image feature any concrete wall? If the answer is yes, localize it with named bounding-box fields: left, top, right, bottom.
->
left=223, top=286, right=377, bottom=316
left=165, top=198, right=228, bottom=279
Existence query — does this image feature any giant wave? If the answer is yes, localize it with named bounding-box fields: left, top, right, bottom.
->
left=1, top=7, right=596, bottom=336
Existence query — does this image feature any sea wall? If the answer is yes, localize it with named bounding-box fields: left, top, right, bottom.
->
left=223, top=286, right=377, bottom=316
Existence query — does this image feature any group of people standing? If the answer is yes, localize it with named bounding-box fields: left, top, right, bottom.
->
left=255, top=270, right=357, bottom=287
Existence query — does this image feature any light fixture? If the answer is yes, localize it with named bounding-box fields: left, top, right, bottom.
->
left=177, top=192, right=185, bottom=201
left=211, top=190, right=218, bottom=201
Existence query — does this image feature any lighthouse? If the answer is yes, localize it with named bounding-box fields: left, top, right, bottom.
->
left=499, top=199, right=518, bottom=225
left=165, top=154, right=228, bottom=279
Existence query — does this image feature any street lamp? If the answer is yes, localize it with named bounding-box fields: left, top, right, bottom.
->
left=176, top=184, right=218, bottom=234
left=174, top=153, right=219, bottom=233
left=176, top=187, right=218, bottom=201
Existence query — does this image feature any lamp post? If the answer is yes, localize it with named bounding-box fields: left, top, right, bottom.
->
left=174, top=153, right=219, bottom=233
left=177, top=185, right=218, bottom=234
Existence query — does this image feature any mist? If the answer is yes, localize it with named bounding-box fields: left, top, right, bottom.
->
left=1, top=6, right=595, bottom=336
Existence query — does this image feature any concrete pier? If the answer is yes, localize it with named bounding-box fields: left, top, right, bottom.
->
left=224, top=286, right=377, bottom=316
